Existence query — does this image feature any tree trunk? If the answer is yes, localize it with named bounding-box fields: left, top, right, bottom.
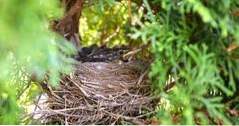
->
left=52, top=0, right=84, bottom=47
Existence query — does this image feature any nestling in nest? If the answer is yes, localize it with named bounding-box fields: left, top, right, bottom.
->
left=39, top=46, right=157, bottom=125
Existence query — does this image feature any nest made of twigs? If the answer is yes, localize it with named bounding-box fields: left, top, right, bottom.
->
left=38, top=46, right=157, bottom=124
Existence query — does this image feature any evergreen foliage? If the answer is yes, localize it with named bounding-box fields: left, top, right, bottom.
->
left=0, top=0, right=75, bottom=124
left=131, top=0, right=239, bottom=124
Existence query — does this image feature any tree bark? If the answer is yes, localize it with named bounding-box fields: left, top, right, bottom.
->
left=52, top=0, right=84, bottom=47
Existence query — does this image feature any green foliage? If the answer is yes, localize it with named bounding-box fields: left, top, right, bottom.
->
left=131, top=0, right=239, bottom=124
left=0, top=0, right=75, bottom=124
left=0, top=82, right=19, bottom=124
left=80, top=0, right=128, bottom=47
left=80, top=0, right=140, bottom=47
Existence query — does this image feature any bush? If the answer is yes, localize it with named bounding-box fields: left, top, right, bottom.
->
left=131, top=0, right=239, bottom=124
left=0, top=0, right=75, bottom=124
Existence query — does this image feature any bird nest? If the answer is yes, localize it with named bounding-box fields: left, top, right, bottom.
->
left=39, top=47, right=157, bottom=125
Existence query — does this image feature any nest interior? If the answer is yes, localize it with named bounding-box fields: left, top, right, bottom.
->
left=40, top=46, right=157, bottom=125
